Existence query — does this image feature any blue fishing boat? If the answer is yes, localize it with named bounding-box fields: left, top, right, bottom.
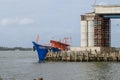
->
left=32, top=36, right=71, bottom=62
left=32, top=41, right=61, bottom=62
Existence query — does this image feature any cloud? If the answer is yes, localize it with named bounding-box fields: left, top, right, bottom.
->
left=0, top=18, right=17, bottom=26
left=19, top=18, right=34, bottom=25
left=0, top=18, right=34, bottom=26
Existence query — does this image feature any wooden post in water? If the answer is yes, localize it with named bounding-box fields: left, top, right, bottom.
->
left=38, top=77, right=43, bottom=80
left=118, top=51, right=120, bottom=61
left=74, top=51, right=77, bottom=62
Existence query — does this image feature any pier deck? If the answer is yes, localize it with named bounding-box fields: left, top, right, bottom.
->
left=46, top=50, right=120, bottom=62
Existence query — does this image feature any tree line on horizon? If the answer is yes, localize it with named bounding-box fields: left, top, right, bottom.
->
left=0, top=46, right=33, bottom=51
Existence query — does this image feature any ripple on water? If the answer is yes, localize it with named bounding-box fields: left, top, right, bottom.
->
left=0, top=51, right=120, bottom=80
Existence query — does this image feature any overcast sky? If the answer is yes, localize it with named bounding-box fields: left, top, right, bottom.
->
left=0, top=0, right=120, bottom=48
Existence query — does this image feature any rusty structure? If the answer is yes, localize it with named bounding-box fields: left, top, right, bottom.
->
left=94, top=15, right=110, bottom=47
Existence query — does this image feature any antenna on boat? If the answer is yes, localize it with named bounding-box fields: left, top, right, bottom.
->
left=36, top=35, right=40, bottom=43
left=63, top=37, right=72, bottom=46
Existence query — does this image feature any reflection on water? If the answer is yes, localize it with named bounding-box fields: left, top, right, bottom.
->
left=0, top=51, right=120, bottom=80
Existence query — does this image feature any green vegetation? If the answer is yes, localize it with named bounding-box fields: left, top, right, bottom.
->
left=0, top=47, right=33, bottom=51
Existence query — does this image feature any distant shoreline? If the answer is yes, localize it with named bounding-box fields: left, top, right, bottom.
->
left=0, top=47, right=33, bottom=51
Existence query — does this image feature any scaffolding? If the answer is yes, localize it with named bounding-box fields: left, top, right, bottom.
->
left=94, top=15, right=110, bottom=47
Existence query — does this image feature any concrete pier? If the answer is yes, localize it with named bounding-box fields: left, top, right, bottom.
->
left=46, top=47, right=120, bottom=62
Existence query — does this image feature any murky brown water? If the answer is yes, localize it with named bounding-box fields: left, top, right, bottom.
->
left=0, top=51, right=120, bottom=80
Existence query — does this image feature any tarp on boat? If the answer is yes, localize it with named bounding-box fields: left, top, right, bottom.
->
left=50, top=47, right=61, bottom=52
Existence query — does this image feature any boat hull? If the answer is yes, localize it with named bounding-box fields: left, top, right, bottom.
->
left=32, top=42, right=48, bottom=61
left=32, top=41, right=61, bottom=62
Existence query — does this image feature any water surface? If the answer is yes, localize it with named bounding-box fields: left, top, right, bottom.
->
left=0, top=51, right=120, bottom=80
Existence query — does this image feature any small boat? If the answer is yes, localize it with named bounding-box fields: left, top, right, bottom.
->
left=32, top=39, right=70, bottom=62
